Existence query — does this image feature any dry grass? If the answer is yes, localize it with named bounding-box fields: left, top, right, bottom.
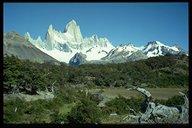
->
left=91, top=87, right=188, bottom=100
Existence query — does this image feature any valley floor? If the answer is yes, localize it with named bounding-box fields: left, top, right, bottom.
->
left=4, top=87, right=188, bottom=124
left=89, top=87, right=188, bottom=100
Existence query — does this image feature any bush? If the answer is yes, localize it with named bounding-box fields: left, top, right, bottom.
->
left=165, top=95, right=185, bottom=106
left=104, top=96, right=144, bottom=115
left=50, top=110, right=68, bottom=124
left=3, top=98, right=28, bottom=123
left=67, top=98, right=101, bottom=124
left=105, top=96, right=129, bottom=115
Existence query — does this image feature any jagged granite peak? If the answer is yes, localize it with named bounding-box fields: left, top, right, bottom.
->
left=34, top=20, right=114, bottom=62
left=69, top=52, right=87, bottom=66
left=48, top=24, right=53, bottom=31
left=25, top=32, right=45, bottom=49
left=91, top=34, right=99, bottom=43
left=66, top=19, right=77, bottom=29
left=25, top=32, right=31, bottom=38
left=37, top=36, right=42, bottom=42
left=64, top=20, right=83, bottom=43
left=45, top=31, right=55, bottom=50
left=84, top=35, right=114, bottom=49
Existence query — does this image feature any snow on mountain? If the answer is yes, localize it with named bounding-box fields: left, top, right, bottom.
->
left=24, top=32, right=45, bottom=49
left=143, top=41, right=181, bottom=57
left=25, top=20, right=114, bottom=63
left=37, top=47, right=75, bottom=63
left=83, top=35, right=114, bottom=60
left=24, top=20, right=186, bottom=64
left=64, top=20, right=84, bottom=43
left=103, top=44, right=140, bottom=60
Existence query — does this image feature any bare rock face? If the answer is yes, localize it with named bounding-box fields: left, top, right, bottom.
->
left=123, top=87, right=189, bottom=124
left=69, top=52, right=87, bottom=66
left=64, top=20, right=83, bottom=43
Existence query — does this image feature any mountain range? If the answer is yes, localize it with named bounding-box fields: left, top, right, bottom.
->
left=4, top=20, right=187, bottom=66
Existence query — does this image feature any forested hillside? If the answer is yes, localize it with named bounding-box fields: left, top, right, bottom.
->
left=3, top=54, right=188, bottom=94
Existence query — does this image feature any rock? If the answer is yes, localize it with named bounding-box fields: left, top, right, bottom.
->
left=125, top=87, right=189, bottom=124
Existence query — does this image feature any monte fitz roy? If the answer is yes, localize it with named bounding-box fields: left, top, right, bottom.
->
left=4, top=20, right=187, bottom=65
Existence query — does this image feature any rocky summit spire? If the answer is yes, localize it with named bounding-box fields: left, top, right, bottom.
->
left=70, top=19, right=77, bottom=25
left=48, top=24, right=53, bottom=31
left=64, top=19, right=83, bottom=43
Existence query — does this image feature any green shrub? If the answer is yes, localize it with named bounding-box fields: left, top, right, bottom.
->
left=104, top=96, right=144, bottom=115
left=67, top=98, right=101, bottom=124
left=165, top=95, right=185, bottom=106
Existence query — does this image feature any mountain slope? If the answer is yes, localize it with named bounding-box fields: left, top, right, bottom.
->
left=127, top=50, right=148, bottom=61
left=3, top=32, right=58, bottom=63
left=103, top=44, right=140, bottom=59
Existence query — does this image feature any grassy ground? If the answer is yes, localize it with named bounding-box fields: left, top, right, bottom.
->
left=101, top=114, right=128, bottom=124
left=90, top=87, right=188, bottom=100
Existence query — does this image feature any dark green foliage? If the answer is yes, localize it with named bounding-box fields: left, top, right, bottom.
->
left=89, top=93, right=104, bottom=104
left=67, top=98, right=101, bottom=124
left=4, top=98, right=25, bottom=123
left=154, top=95, right=186, bottom=107
left=3, top=55, right=188, bottom=94
left=55, top=87, right=77, bottom=104
left=144, top=56, right=175, bottom=70
left=50, top=110, right=68, bottom=124
left=3, top=55, right=22, bottom=93
left=104, top=96, right=144, bottom=115
left=105, top=96, right=129, bottom=115
left=166, top=95, right=185, bottom=106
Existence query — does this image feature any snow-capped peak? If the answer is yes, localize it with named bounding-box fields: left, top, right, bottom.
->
left=69, top=19, right=77, bottom=25
left=37, top=36, right=43, bottom=42
left=116, top=43, right=140, bottom=52
left=25, top=32, right=30, bottom=37
left=103, top=43, right=141, bottom=60
left=65, top=19, right=78, bottom=33
left=146, top=41, right=165, bottom=47
left=63, top=20, right=83, bottom=43
left=143, top=41, right=181, bottom=57
left=24, top=32, right=32, bottom=41
left=48, top=24, right=53, bottom=31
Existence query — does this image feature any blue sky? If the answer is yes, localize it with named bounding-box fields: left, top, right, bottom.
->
left=4, top=3, right=188, bottom=51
